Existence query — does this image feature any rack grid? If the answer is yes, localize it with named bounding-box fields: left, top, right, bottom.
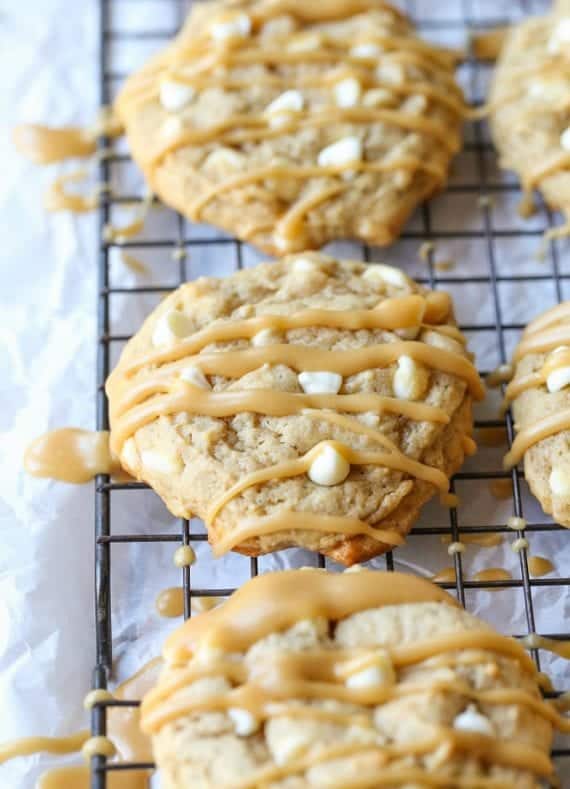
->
left=91, top=0, right=570, bottom=786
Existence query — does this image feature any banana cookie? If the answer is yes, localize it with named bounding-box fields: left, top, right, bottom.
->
left=504, top=301, right=570, bottom=527
left=106, top=253, right=483, bottom=564
left=115, top=0, right=466, bottom=253
left=140, top=568, right=558, bottom=789
left=489, top=6, right=570, bottom=236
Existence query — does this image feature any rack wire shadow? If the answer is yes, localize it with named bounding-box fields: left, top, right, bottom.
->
left=90, top=0, right=570, bottom=785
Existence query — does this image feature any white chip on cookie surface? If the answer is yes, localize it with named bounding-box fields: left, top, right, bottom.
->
left=362, top=263, right=409, bottom=288
left=211, top=13, right=251, bottom=42
left=549, top=466, right=570, bottom=496
left=333, top=78, right=362, bottom=108
left=251, top=328, right=281, bottom=347
left=266, top=90, right=304, bottom=116
left=546, top=363, right=570, bottom=392
left=560, top=127, right=570, bottom=153
left=393, top=356, right=429, bottom=401
left=298, top=371, right=343, bottom=395
left=204, top=147, right=244, bottom=171
left=180, top=365, right=211, bottom=390
left=547, top=18, right=570, bottom=53
left=292, top=256, right=319, bottom=274
left=159, top=80, right=195, bottom=112
left=345, top=652, right=395, bottom=689
left=152, top=310, right=193, bottom=347
left=363, top=88, right=393, bottom=107
left=159, top=115, right=184, bottom=141
left=140, top=449, right=182, bottom=475
left=453, top=705, right=495, bottom=737
left=350, top=42, right=381, bottom=59
left=228, top=708, right=260, bottom=737
left=317, top=136, right=363, bottom=169
left=308, top=444, right=350, bottom=486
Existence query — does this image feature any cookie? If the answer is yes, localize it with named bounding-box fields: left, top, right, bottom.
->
left=141, top=568, right=555, bottom=789
left=115, top=0, right=466, bottom=254
left=106, top=253, right=482, bottom=564
left=504, top=301, right=570, bottom=527
left=489, top=7, right=570, bottom=237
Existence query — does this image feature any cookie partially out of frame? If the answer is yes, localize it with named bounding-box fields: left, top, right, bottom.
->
left=141, top=569, right=554, bottom=789
left=489, top=6, right=570, bottom=235
left=115, top=0, right=466, bottom=254
left=504, top=301, right=570, bottom=527
left=106, top=253, right=483, bottom=565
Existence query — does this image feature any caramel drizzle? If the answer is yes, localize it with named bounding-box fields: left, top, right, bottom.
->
left=12, top=125, right=96, bottom=164
left=212, top=510, right=405, bottom=555
left=503, top=301, right=570, bottom=467
left=115, top=0, right=466, bottom=247
left=24, top=428, right=119, bottom=484
left=0, top=731, right=89, bottom=765
left=141, top=570, right=567, bottom=783
left=207, top=439, right=449, bottom=528
left=44, top=171, right=100, bottom=213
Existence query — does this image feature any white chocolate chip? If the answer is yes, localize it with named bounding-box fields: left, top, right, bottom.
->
left=308, top=444, right=350, bottom=486
left=152, top=310, right=193, bottom=347
left=293, top=256, right=319, bottom=274
left=140, top=449, right=182, bottom=475
left=204, top=147, right=244, bottom=171
left=421, top=329, right=465, bottom=355
left=228, top=708, right=260, bottom=737
left=266, top=89, right=304, bottom=115
left=376, top=62, right=405, bottom=86
left=211, top=13, right=251, bottom=42
left=346, top=652, right=395, bottom=689
left=360, top=412, right=380, bottom=427
left=507, top=516, right=527, bottom=531
left=549, top=466, right=570, bottom=496
left=363, top=88, right=393, bottom=107
left=252, top=328, right=281, bottom=347
left=350, top=43, right=381, bottom=59
left=121, top=437, right=139, bottom=469
left=298, top=371, right=342, bottom=395
left=453, top=705, right=495, bottom=737
left=447, top=541, right=465, bottom=555
left=561, top=127, right=570, bottom=153
left=159, top=80, right=195, bottom=112
left=160, top=115, right=184, bottom=141
left=317, top=136, right=362, bottom=169
left=334, top=78, right=361, bottom=108
left=548, top=18, right=570, bottom=53
left=393, top=355, right=429, bottom=401
left=396, top=326, right=420, bottom=340
left=180, top=365, right=211, bottom=390
left=362, top=264, right=409, bottom=289
left=546, top=364, right=570, bottom=392
left=344, top=563, right=364, bottom=573
left=402, top=94, right=428, bottom=115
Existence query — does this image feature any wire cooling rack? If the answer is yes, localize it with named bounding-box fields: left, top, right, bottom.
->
left=91, top=0, right=570, bottom=785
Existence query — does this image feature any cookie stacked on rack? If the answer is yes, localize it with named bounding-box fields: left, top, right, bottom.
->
left=107, top=253, right=483, bottom=565
left=115, top=0, right=466, bottom=253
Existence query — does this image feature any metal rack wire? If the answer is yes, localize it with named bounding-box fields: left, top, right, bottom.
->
left=91, top=0, right=570, bottom=785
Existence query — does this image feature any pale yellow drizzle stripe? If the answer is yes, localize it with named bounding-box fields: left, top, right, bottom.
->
left=129, top=342, right=483, bottom=397
left=116, top=295, right=447, bottom=377
left=212, top=510, right=405, bottom=555
left=0, top=730, right=89, bottom=765
left=206, top=439, right=449, bottom=527
left=513, top=324, right=570, bottom=361
left=110, top=389, right=449, bottom=455
left=504, top=408, right=570, bottom=468
left=188, top=158, right=446, bottom=222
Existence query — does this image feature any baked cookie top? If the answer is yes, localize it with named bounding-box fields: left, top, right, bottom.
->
left=106, top=253, right=482, bottom=564
left=115, top=0, right=466, bottom=254
left=504, top=301, right=570, bottom=527
left=489, top=6, right=570, bottom=237
left=141, top=569, right=556, bottom=789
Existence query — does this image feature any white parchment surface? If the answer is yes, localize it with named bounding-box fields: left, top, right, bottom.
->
left=0, top=1, right=568, bottom=787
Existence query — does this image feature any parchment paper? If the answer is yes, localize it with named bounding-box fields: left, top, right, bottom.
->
left=0, top=1, right=568, bottom=787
